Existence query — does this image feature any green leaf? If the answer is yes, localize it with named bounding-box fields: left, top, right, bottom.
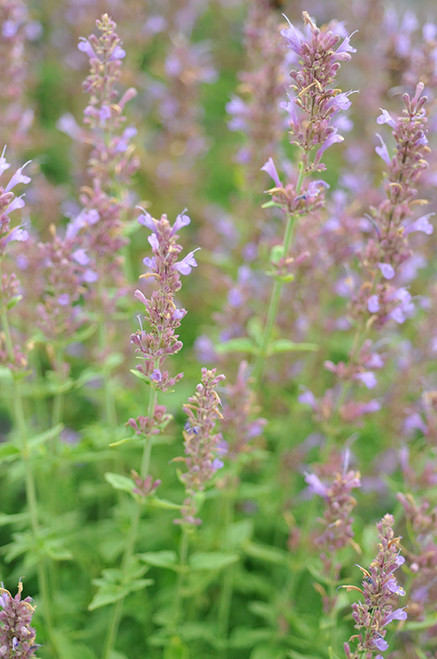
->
left=270, top=245, right=284, bottom=264
left=147, top=496, right=181, bottom=511
left=189, top=551, right=239, bottom=571
left=267, top=339, right=318, bottom=355
left=215, top=338, right=258, bottom=355
left=129, top=368, right=152, bottom=384
left=0, top=512, right=29, bottom=527
left=0, top=366, right=13, bottom=381
left=328, top=648, right=342, bottom=659
left=247, top=317, right=264, bottom=345
left=261, top=200, right=282, bottom=209
left=140, top=551, right=178, bottom=570
left=0, top=443, right=21, bottom=463
left=226, top=519, right=254, bottom=548
left=104, top=472, right=134, bottom=493
left=89, top=566, right=152, bottom=610
left=250, top=644, right=285, bottom=659
left=163, top=636, right=190, bottom=659
left=243, top=541, right=288, bottom=565
left=6, top=295, right=23, bottom=309
left=229, top=627, right=272, bottom=649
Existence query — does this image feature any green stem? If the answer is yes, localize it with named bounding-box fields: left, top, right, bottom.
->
left=102, top=386, right=157, bottom=659
left=254, top=162, right=305, bottom=387
left=1, top=308, right=57, bottom=654
left=171, top=528, right=190, bottom=635
left=217, top=478, right=236, bottom=658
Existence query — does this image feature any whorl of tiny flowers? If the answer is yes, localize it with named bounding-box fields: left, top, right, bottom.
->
left=0, top=580, right=38, bottom=658
left=79, top=13, right=138, bottom=189
left=130, top=209, right=197, bottom=392
left=343, top=514, right=407, bottom=658
left=305, top=463, right=361, bottom=559
left=356, top=82, right=430, bottom=327
left=221, top=360, right=266, bottom=457
left=0, top=0, right=34, bottom=150
left=76, top=14, right=139, bottom=298
left=0, top=150, right=30, bottom=371
left=280, top=11, right=356, bottom=172
left=226, top=0, right=286, bottom=177
left=35, top=225, right=97, bottom=344
left=174, top=368, right=226, bottom=527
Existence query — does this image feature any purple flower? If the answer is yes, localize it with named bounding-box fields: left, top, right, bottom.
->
left=334, top=31, right=357, bottom=60
left=261, top=157, right=282, bottom=188
left=137, top=208, right=156, bottom=232
left=355, top=372, right=377, bottom=389
left=377, top=109, right=397, bottom=128
left=174, top=248, right=200, bottom=275
left=304, top=472, right=328, bottom=498
left=373, top=636, right=388, bottom=652
left=171, top=210, right=191, bottom=235
left=78, top=38, right=96, bottom=59
left=378, top=263, right=395, bottom=279
left=280, top=19, right=305, bottom=56
left=315, top=131, right=344, bottom=163
left=5, top=162, right=31, bottom=192
left=375, top=134, right=391, bottom=165
left=404, top=213, right=434, bottom=235
left=368, top=295, right=380, bottom=313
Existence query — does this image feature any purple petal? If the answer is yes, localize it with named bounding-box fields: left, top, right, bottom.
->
left=373, top=637, right=388, bottom=652
left=378, top=263, right=395, bottom=279
left=404, top=213, right=434, bottom=235
left=148, top=233, right=159, bottom=251
left=355, top=371, right=377, bottom=389
left=261, top=157, right=282, bottom=188
left=280, top=19, right=305, bottom=55
left=5, top=162, right=31, bottom=192
left=137, top=208, right=156, bottom=232
left=4, top=226, right=28, bottom=245
left=172, top=210, right=191, bottom=235
left=377, top=109, right=397, bottom=128
left=78, top=38, right=96, bottom=59
left=334, top=31, right=357, bottom=59
left=174, top=248, right=200, bottom=276
left=315, top=131, right=344, bottom=162
left=150, top=369, right=162, bottom=382
left=72, top=249, right=89, bottom=266
left=382, top=607, right=407, bottom=626
left=368, top=295, right=380, bottom=313
left=375, top=134, right=391, bottom=166
left=304, top=472, right=328, bottom=498
left=110, top=45, right=125, bottom=60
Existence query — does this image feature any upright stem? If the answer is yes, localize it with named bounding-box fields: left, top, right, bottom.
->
left=102, top=385, right=157, bottom=659
left=217, top=477, right=236, bottom=658
left=1, top=307, right=57, bottom=654
left=254, top=162, right=305, bottom=387
left=172, top=529, right=190, bottom=631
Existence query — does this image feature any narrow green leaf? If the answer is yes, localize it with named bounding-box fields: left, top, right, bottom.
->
left=189, top=551, right=239, bottom=571
left=104, top=472, right=134, bottom=493
left=147, top=496, right=181, bottom=511
left=0, top=443, right=21, bottom=463
left=6, top=295, right=23, bottom=309
left=129, top=368, right=152, bottom=383
left=140, top=551, right=178, bottom=569
left=243, top=541, right=288, bottom=565
left=268, top=339, right=318, bottom=355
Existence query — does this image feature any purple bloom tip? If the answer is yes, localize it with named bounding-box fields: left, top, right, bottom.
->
left=261, top=157, right=281, bottom=188
left=174, top=248, right=200, bottom=276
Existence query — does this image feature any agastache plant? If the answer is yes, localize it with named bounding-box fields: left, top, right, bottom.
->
left=102, top=208, right=197, bottom=658
left=76, top=13, right=138, bottom=297
left=343, top=514, right=407, bottom=658
left=175, top=367, right=226, bottom=527
left=254, top=12, right=356, bottom=383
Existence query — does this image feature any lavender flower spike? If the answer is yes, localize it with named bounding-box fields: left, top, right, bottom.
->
left=0, top=581, right=38, bottom=657
left=130, top=210, right=195, bottom=392
left=174, top=368, right=226, bottom=527
left=344, top=514, right=406, bottom=658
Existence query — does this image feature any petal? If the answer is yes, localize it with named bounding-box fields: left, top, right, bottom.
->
left=261, top=157, right=282, bottom=188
